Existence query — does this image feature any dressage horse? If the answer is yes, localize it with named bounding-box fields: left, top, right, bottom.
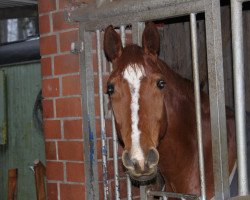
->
left=104, top=22, right=237, bottom=199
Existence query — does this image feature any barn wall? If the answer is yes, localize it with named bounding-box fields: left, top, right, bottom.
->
left=38, top=1, right=85, bottom=199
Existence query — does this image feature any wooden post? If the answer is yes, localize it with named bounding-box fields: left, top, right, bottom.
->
left=8, top=168, right=18, bottom=200
left=34, top=160, right=46, bottom=200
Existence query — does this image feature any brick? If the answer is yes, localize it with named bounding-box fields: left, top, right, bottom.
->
left=42, top=78, right=60, bottom=97
left=60, top=184, right=85, bottom=200
left=38, top=0, right=56, bottom=13
left=44, top=120, right=61, bottom=139
left=97, top=160, right=115, bottom=181
left=41, top=57, right=52, bottom=76
left=62, top=75, right=81, bottom=96
left=66, top=162, right=84, bottom=182
left=64, top=119, right=83, bottom=139
left=47, top=183, right=58, bottom=200
left=59, top=30, right=79, bottom=52
left=42, top=99, right=54, bottom=118
left=98, top=182, right=104, bottom=200
left=46, top=161, right=64, bottom=181
left=118, top=159, right=126, bottom=178
left=94, top=96, right=100, bottom=117
left=53, top=11, right=77, bottom=31
left=39, top=15, right=50, bottom=34
left=40, top=35, right=57, bottom=55
left=60, top=0, right=90, bottom=9
left=56, top=97, right=82, bottom=117
left=54, top=54, right=79, bottom=75
left=110, top=179, right=127, bottom=199
left=92, top=52, right=98, bottom=73
left=96, top=139, right=102, bottom=160
left=93, top=74, right=99, bottom=95
left=58, top=141, right=84, bottom=161
left=92, top=33, right=97, bottom=50
left=45, top=141, right=57, bottom=160
left=59, top=0, right=68, bottom=9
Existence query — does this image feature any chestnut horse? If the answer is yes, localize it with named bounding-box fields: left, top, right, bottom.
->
left=104, top=22, right=236, bottom=199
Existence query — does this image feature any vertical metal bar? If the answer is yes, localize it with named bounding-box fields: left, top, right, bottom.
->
left=111, top=114, right=120, bottom=200
left=132, top=22, right=145, bottom=46
left=204, top=0, right=230, bottom=199
left=120, top=25, right=133, bottom=200
left=120, top=25, right=126, bottom=46
left=132, top=22, right=147, bottom=200
left=80, top=25, right=99, bottom=200
left=190, top=13, right=206, bottom=200
left=231, top=0, right=249, bottom=195
left=140, top=186, right=148, bottom=200
left=96, top=29, right=109, bottom=200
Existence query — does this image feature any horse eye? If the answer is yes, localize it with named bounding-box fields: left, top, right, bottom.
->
left=157, top=80, right=166, bottom=89
left=107, top=83, right=115, bottom=95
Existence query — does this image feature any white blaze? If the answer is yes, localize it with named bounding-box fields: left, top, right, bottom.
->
left=123, top=64, right=145, bottom=166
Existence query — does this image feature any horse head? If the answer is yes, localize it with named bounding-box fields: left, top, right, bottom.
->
left=104, top=23, right=168, bottom=185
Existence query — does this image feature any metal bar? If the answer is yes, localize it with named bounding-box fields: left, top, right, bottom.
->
left=120, top=25, right=133, bottom=200
left=148, top=190, right=199, bottom=200
left=230, top=0, right=249, bottom=196
left=132, top=22, right=145, bottom=46
left=97, top=29, right=109, bottom=200
left=111, top=114, right=120, bottom=200
left=190, top=13, right=206, bottom=200
left=132, top=22, right=149, bottom=200
left=71, top=0, right=205, bottom=31
left=7, top=0, right=37, bottom=4
left=140, top=186, right=148, bottom=200
left=126, top=174, right=132, bottom=200
left=70, top=0, right=204, bottom=22
left=80, top=26, right=99, bottom=200
left=120, top=25, right=126, bottom=47
left=204, top=0, right=230, bottom=199
left=238, top=0, right=250, bottom=2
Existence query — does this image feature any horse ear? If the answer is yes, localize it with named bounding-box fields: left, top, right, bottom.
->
left=142, top=22, right=160, bottom=57
left=104, top=25, right=123, bottom=62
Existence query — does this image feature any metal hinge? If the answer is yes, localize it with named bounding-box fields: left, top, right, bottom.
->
left=71, top=41, right=84, bottom=54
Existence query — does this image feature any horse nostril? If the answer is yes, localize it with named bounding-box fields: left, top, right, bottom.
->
left=146, top=148, right=159, bottom=168
left=122, top=150, right=134, bottom=170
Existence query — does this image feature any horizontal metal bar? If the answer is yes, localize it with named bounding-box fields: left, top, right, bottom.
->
left=148, top=190, right=199, bottom=200
left=237, top=0, right=250, bottom=2
left=229, top=195, right=250, bottom=200
left=70, top=0, right=205, bottom=31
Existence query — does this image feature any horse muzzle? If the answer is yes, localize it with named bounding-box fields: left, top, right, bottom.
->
left=122, top=147, right=159, bottom=186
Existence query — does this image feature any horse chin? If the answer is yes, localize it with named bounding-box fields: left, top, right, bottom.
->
left=128, top=172, right=158, bottom=187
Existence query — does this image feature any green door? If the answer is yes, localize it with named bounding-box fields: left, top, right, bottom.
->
left=0, top=62, right=45, bottom=199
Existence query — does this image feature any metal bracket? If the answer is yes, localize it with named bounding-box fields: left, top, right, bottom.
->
left=71, top=41, right=84, bottom=54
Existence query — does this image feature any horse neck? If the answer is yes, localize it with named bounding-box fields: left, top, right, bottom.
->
left=164, top=66, right=197, bottom=137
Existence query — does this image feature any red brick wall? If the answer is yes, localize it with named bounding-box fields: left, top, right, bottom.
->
left=38, top=1, right=85, bottom=199
left=38, top=1, right=139, bottom=199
